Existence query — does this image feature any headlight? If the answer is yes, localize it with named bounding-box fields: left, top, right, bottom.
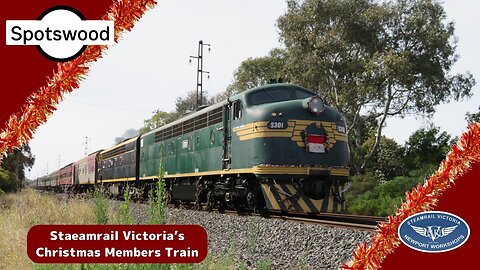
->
left=307, top=96, right=325, bottom=115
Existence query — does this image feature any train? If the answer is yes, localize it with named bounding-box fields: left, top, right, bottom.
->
left=36, top=83, right=350, bottom=214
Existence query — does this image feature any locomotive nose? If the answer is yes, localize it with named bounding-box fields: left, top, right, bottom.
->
left=303, top=96, right=325, bottom=115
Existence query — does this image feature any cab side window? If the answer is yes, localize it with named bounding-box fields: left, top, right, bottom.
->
left=232, top=100, right=242, bottom=120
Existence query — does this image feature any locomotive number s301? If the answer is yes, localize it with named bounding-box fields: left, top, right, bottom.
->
left=267, top=121, right=288, bottom=129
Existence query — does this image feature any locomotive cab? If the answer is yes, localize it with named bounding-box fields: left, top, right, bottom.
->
left=228, top=84, right=350, bottom=213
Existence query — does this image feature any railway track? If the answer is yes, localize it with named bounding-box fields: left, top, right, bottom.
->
left=274, top=213, right=386, bottom=231
left=212, top=209, right=386, bottom=231
left=44, top=189, right=386, bottom=231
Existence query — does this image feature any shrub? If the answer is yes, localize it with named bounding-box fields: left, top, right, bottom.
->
left=0, top=168, right=17, bottom=193
left=346, top=174, right=425, bottom=216
left=346, top=172, right=378, bottom=197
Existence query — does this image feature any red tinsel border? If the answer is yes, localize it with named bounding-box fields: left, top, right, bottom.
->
left=0, top=0, right=157, bottom=160
left=342, top=122, right=480, bottom=269
left=1, top=1, right=479, bottom=268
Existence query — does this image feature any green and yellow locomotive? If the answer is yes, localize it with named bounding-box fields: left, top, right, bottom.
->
left=41, top=83, right=350, bottom=214
left=134, top=83, right=350, bottom=213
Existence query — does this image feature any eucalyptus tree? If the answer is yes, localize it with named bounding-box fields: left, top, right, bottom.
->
left=226, top=48, right=288, bottom=96
left=276, top=0, right=474, bottom=172
left=466, top=106, right=480, bottom=124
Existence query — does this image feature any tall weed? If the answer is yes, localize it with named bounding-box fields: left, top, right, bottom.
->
left=147, top=180, right=167, bottom=225
left=93, top=185, right=109, bottom=225
left=117, top=184, right=134, bottom=225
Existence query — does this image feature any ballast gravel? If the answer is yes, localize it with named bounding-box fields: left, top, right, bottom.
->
left=124, top=202, right=373, bottom=270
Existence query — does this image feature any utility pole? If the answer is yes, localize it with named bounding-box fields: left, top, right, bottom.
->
left=189, top=40, right=211, bottom=109
left=84, top=137, right=89, bottom=156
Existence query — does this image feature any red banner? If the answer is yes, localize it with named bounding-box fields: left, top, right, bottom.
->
left=27, top=225, right=208, bottom=264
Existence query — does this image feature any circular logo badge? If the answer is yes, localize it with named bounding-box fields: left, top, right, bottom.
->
left=36, top=6, right=87, bottom=62
left=398, top=211, right=470, bottom=253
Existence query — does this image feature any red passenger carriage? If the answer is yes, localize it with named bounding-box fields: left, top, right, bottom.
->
left=58, top=163, right=74, bottom=186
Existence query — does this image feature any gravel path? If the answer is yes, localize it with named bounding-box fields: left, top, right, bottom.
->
left=123, top=201, right=373, bottom=270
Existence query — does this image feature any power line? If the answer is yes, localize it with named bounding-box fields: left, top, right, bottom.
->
left=65, top=99, right=153, bottom=114
left=84, top=137, right=90, bottom=156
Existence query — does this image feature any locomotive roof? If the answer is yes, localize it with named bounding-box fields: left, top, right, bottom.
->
left=143, top=83, right=314, bottom=138
left=143, top=99, right=228, bottom=138
left=100, top=136, right=138, bottom=153
left=230, top=83, right=314, bottom=98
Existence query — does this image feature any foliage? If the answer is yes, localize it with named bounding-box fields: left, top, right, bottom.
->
left=173, top=90, right=214, bottom=115
left=147, top=180, right=167, bottom=225
left=346, top=165, right=437, bottom=216
left=140, top=110, right=173, bottom=134
left=117, top=184, right=134, bottom=225
left=345, top=125, right=455, bottom=215
left=404, top=125, right=453, bottom=171
left=466, top=106, right=480, bottom=124
left=140, top=91, right=215, bottom=134
left=1, top=143, right=35, bottom=189
left=226, top=48, right=287, bottom=96
left=347, top=172, right=379, bottom=198
left=0, top=168, right=17, bottom=193
left=93, top=185, right=109, bottom=225
left=114, top=128, right=140, bottom=144
left=363, top=136, right=405, bottom=180
left=147, top=165, right=167, bottom=225
left=347, top=175, right=420, bottom=216
left=347, top=115, right=379, bottom=173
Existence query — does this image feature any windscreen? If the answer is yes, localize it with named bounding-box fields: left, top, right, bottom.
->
left=249, top=88, right=314, bottom=105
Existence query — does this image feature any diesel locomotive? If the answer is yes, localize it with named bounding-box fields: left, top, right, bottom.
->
left=37, top=83, right=351, bottom=213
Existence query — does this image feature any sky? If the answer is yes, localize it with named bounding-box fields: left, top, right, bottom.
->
left=27, top=0, right=480, bottom=179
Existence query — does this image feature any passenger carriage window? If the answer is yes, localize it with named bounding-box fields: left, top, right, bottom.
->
left=249, top=88, right=291, bottom=105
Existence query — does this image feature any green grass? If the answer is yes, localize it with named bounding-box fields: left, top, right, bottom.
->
left=0, top=189, right=95, bottom=270
left=93, top=185, right=109, bottom=225
left=2, top=188, right=276, bottom=270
